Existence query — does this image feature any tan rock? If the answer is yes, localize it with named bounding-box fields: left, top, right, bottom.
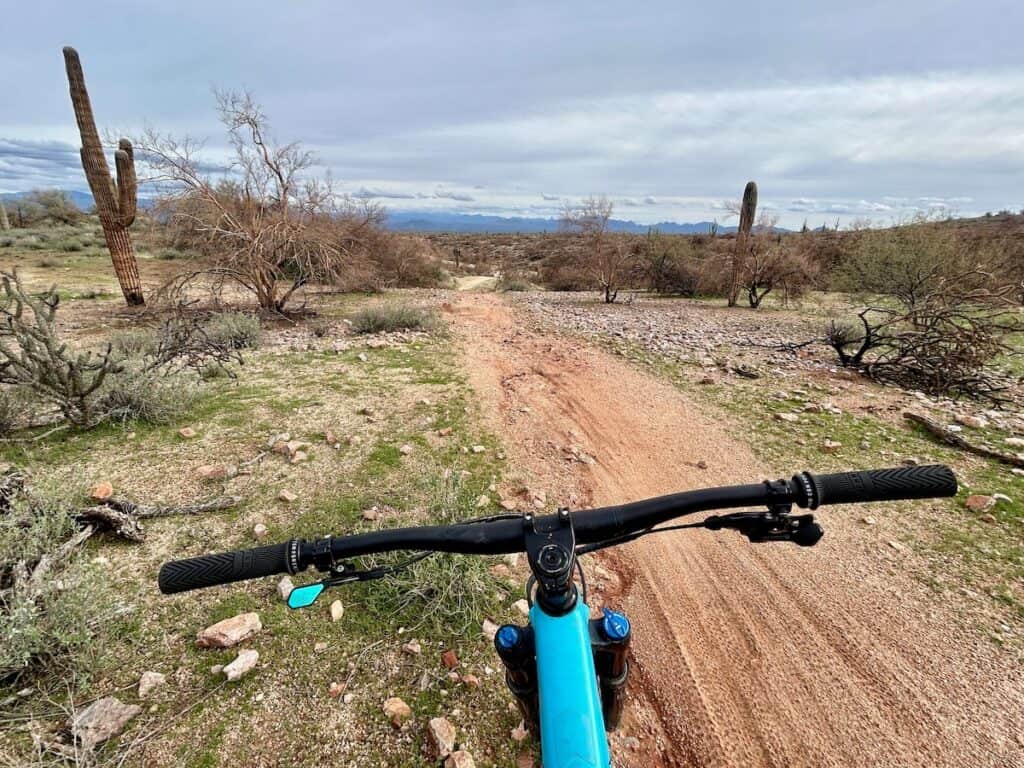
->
left=196, top=612, right=262, bottom=648
left=329, top=600, right=344, bottom=622
left=445, top=751, right=476, bottom=768
left=428, top=716, right=457, bottom=758
left=277, top=489, right=298, bottom=503
left=69, top=696, right=141, bottom=751
left=223, top=649, right=259, bottom=681
left=253, top=523, right=269, bottom=540
left=383, top=697, right=412, bottom=727
left=178, top=427, right=197, bottom=439
left=966, top=495, right=996, bottom=513
left=137, top=671, right=166, bottom=700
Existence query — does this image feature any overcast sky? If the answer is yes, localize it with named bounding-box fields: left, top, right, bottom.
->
left=1, top=0, right=1022, bottom=227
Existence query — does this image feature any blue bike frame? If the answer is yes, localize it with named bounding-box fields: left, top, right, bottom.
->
left=531, top=599, right=611, bottom=768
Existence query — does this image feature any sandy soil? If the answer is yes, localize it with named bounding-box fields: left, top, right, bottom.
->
left=449, top=292, right=1024, bottom=768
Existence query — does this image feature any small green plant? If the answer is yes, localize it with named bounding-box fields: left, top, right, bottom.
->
left=204, top=312, right=262, bottom=349
left=0, top=486, right=120, bottom=681
left=0, top=237, right=14, bottom=248
left=58, top=239, right=83, bottom=252
left=109, top=327, right=156, bottom=359
left=350, top=305, right=438, bottom=334
left=99, top=368, right=198, bottom=424
left=37, top=256, right=61, bottom=269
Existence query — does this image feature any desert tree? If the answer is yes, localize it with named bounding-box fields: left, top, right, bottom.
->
left=561, top=195, right=634, bottom=303
left=135, top=90, right=383, bottom=313
left=739, top=237, right=817, bottom=308
left=62, top=47, right=145, bottom=306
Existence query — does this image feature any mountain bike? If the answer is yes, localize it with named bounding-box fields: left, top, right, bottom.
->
left=159, top=464, right=957, bottom=767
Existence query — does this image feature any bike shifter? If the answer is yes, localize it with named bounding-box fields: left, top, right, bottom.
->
left=704, top=510, right=824, bottom=547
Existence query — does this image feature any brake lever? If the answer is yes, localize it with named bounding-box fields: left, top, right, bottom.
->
left=286, top=561, right=391, bottom=609
left=704, top=509, right=824, bottom=547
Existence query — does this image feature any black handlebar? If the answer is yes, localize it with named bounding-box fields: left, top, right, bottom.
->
left=158, top=465, right=957, bottom=595
left=804, top=465, right=957, bottom=508
left=158, top=542, right=292, bottom=595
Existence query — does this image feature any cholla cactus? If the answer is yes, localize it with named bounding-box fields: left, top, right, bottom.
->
left=63, top=46, right=144, bottom=306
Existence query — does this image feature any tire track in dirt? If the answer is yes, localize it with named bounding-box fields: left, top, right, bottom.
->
left=449, top=293, right=1024, bottom=768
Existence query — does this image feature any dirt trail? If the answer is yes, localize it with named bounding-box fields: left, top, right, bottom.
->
left=449, top=292, right=1024, bottom=768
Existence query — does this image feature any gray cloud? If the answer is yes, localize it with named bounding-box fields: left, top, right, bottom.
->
left=0, top=1, right=1020, bottom=225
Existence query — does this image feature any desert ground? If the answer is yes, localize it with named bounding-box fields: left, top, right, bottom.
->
left=1, top=226, right=1022, bottom=768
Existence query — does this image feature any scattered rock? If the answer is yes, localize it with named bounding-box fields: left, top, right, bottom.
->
left=330, top=600, right=344, bottom=623
left=445, top=751, right=476, bottom=768
left=1005, top=437, right=1024, bottom=448
left=887, top=540, right=906, bottom=552
left=511, top=720, right=528, bottom=742
left=196, top=612, right=262, bottom=648
left=324, top=430, right=340, bottom=448
left=196, top=464, right=237, bottom=482
left=253, top=523, right=269, bottom=540
left=441, top=649, right=459, bottom=669
left=860, top=516, right=877, bottom=526
left=402, top=639, right=423, bottom=656
left=400, top=444, right=414, bottom=456
left=774, top=412, right=799, bottom=423
left=513, top=599, right=530, bottom=617
left=965, top=495, right=996, bottom=513
left=343, top=693, right=355, bottom=704
left=314, top=641, right=329, bottom=653
left=460, top=674, right=480, bottom=689
left=820, top=439, right=842, bottom=454
left=476, top=495, right=491, bottom=508
left=696, top=460, right=708, bottom=470
left=277, top=576, right=295, bottom=602
left=482, top=619, right=499, bottom=642
left=178, top=427, right=197, bottom=439
left=980, top=513, right=997, bottom=524
left=955, top=415, right=987, bottom=429
left=517, top=753, right=535, bottom=768
left=902, top=457, right=921, bottom=466
left=90, top=481, right=114, bottom=501
left=137, top=671, right=166, bottom=700
left=438, top=427, right=453, bottom=437
left=210, top=664, right=224, bottom=676
left=471, top=445, right=486, bottom=454
left=383, top=697, right=412, bottom=727
left=290, top=451, right=309, bottom=464
left=428, top=716, right=457, bottom=758
left=357, top=352, right=368, bottom=362
left=328, top=681, right=346, bottom=698
left=277, top=489, right=298, bottom=503
left=69, top=696, right=141, bottom=751
left=362, top=507, right=380, bottom=521
left=223, top=649, right=259, bottom=681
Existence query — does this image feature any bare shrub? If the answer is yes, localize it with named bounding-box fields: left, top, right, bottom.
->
left=740, top=238, right=819, bottom=308
left=136, top=90, right=385, bottom=312
left=826, top=280, right=1020, bottom=398
left=560, top=196, right=637, bottom=303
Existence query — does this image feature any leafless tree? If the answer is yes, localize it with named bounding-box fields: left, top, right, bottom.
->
left=134, top=91, right=384, bottom=313
left=561, top=195, right=634, bottom=303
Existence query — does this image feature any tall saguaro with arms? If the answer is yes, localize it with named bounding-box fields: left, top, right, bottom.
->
left=62, top=46, right=145, bottom=306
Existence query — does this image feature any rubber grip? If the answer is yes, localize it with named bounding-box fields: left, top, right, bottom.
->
left=158, top=542, right=290, bottom=594
left=807, top=465, right=957, bottom=508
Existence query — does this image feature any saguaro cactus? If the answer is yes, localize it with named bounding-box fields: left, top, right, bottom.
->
left=0, top=200, right=9, bottom=232
left=62, top=46, right=144, bottom=306
left=728, top=180, right=758, bottom=307
left=738, top=181, right=757, bottom=237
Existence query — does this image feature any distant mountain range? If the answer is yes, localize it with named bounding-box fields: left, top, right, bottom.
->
left=1, top=189, right=97, bottom=210
left=0, top=189, right=745, bottom=234
left=385, top=211, right=736, bottom=234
